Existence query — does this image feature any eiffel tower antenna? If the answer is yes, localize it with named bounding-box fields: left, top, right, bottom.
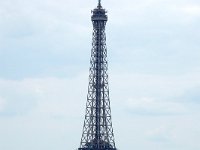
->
left=98, top=0, right=101, bottom=6
left=98, top=0, right=102, bottom=8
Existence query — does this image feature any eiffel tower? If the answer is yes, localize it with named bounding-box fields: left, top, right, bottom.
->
left=78, top=0, right=117, bottom=150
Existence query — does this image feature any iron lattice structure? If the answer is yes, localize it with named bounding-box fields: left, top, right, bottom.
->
left=78, top=1, right=117, bottom=150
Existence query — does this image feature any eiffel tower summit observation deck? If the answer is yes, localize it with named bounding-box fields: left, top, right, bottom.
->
left=77, top=0, right=117, bottom=150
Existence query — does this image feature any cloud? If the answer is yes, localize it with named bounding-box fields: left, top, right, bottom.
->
left=146, top=125, right=174, bottom=143
left=0, top=73, right=88, bottom=117
left=109, top=71, right=200, bottom=117
left=126, top=97, right=187, bottom=115
left=0, top=74, right=90, bottom=150
left=177, top=5, right=200, bottom=16
left=0, top=0, right=92, bottom=79
left=0, top=97, right=5, bottom=112
left=0, top=79, right=37, bottom=116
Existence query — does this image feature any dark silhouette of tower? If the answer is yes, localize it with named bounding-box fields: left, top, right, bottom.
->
left=78, top=0, right=117, bottom=150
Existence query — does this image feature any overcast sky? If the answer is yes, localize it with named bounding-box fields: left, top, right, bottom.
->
left=0, top=0, right=200, bottom=150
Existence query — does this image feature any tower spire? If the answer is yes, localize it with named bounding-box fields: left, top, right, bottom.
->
left=98, top=0, right=101, bottom=8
